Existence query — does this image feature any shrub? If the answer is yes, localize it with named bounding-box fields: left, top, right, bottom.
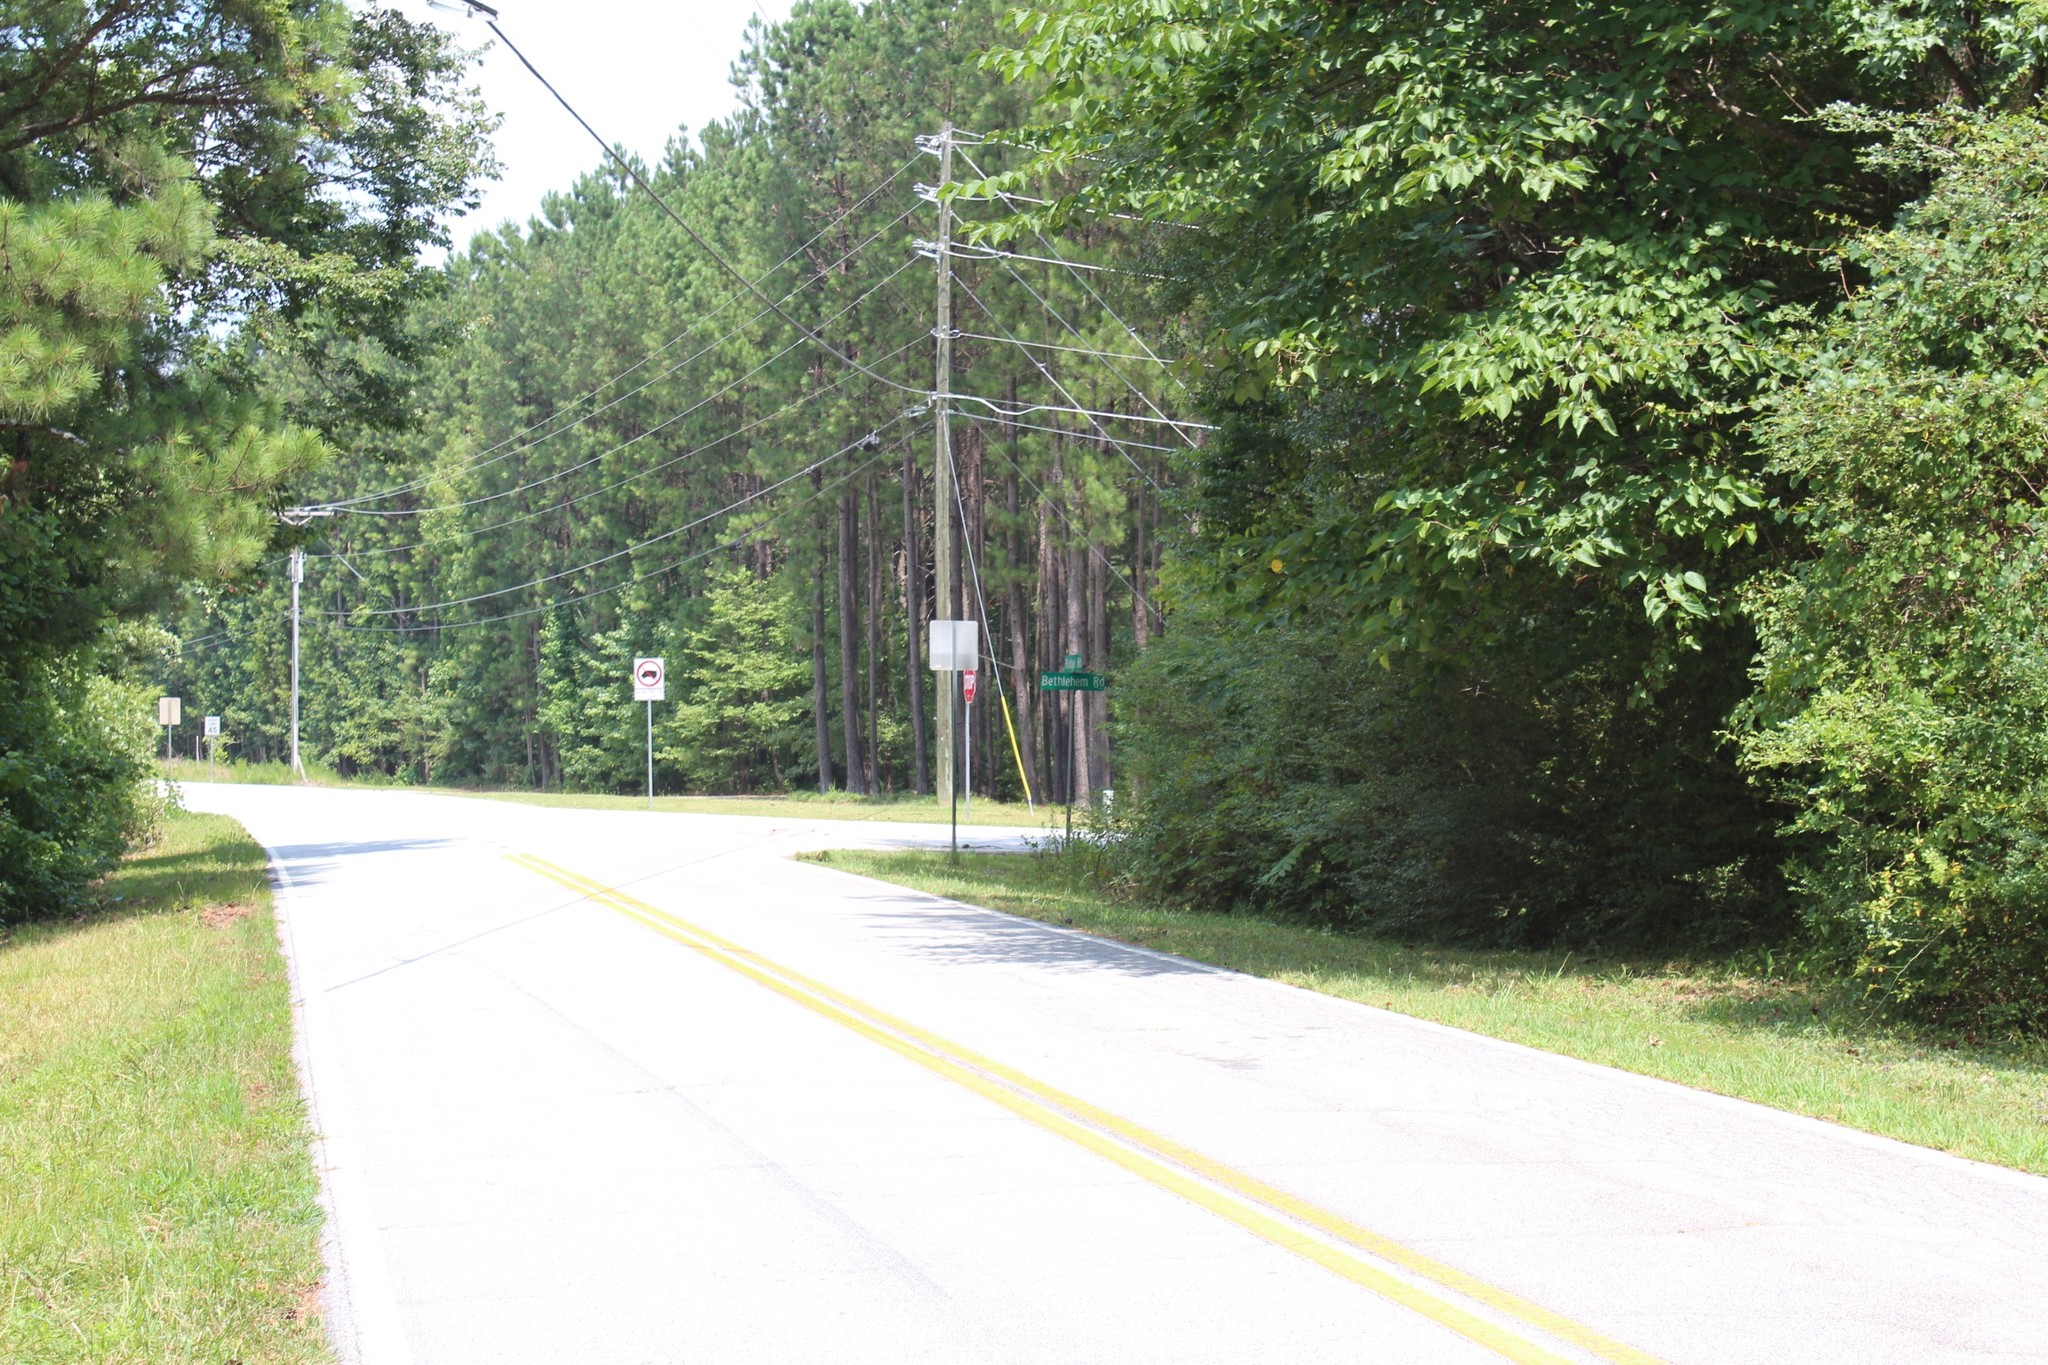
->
left=1111, top=596, right=1785, bottom=953
left=1740, top=115, right=2048, bottom=1032
left=0, top=647, right=161, bottom=926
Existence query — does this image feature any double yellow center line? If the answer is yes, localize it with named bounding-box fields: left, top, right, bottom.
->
left=507, top=852, right=1662, bottom=1365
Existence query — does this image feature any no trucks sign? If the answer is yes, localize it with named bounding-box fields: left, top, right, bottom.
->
left=632, top=657, right=665, bottom=702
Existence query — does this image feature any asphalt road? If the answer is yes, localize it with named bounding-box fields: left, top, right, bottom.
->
left=182, top=783, right=2048, bottom=1365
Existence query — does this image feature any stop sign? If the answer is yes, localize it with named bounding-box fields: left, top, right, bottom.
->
left=962, top=670, right=978, bottom=704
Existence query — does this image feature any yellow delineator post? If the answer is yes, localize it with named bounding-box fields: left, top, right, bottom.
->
left=999, top=689, right=1034, bottom=810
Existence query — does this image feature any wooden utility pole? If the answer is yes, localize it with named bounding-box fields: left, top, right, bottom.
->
left=933, top=122, right=957, bottom=802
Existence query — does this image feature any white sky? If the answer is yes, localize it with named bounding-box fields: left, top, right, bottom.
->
left=379, top=0, right=794, bottom=255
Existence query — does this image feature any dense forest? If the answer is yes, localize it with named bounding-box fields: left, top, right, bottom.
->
left=162, top=0, right=1171, bottom=810
left=10, top=0, right=2048, bottom=1031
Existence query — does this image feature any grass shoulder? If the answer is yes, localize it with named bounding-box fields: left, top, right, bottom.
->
left=166, top=757, right=1050, bottom=829
left=0, top=809, right=328, bottom=1363
left=804, top=847, right=2048, bottom=1177
left=462, top=787, right=1050, bottom=828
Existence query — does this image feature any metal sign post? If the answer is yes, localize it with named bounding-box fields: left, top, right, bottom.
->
left=1039, top=659, right=1107, bottom=845
left=632, top=657, right=665, bottom=808
left=962, top=670, right=977, bottom=820
left=288, top=548, right=306, bottom=781
left=157, top=696, right=181, bottom=773
left=927, top=620, right=978, bottom=856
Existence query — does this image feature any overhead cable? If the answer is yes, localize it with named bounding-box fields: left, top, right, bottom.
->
left=922, top=241, right=1162, bottom=279
left=951, top=411, right=1185, bottom=455
left=318, top=409, right=920, bottom=620
left=945, top=391, right=1213, bottom=431
left=322, top=158, right=924, bottom=511
left=323, top=332, right=923, bottom=560
left=953, top=331, right=1160, bottom=364
left=954, top=274, right=1172, bottom=498
left=485, top=15, right=925, bottom=398
left=329, top=444, right=901, bottom=633
left=329, top=256, right=923, bottom=519
left=956, top=145, right=1193, bottom=401
left=327, top=204, right=919, bottom=513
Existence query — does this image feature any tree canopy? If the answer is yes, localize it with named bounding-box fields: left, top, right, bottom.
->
left=0, top=0, right=493, bottom=918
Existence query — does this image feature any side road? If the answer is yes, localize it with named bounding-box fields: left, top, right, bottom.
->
left=186, top=782, right=2048, bottom=1365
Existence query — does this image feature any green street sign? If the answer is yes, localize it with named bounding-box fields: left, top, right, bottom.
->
left=1063, top=651, right=1084, bottom=671
left=1040, top=670, right=1107, bottom=692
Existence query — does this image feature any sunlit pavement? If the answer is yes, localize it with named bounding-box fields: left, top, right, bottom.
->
left=183, top=782, right=2048, bottom=1365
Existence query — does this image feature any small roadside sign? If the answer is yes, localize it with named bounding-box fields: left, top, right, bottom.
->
left=1040, top=670, right=1107, bottom=692
left=1063, top=651, right=1084, bottom=671
left=157, top=696, right=181, bottom=726
left=962, top=670, right=978, bottom=705
left=928, top=620, right=978, bottom=671
left=632, top=657, right=666, bottom=702
left=203, top=715, right=221, bottom=737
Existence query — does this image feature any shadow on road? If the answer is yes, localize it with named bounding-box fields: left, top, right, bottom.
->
left=273, top=838, right=456, bottom=889
left=841, top=890, right=1212, bottom=978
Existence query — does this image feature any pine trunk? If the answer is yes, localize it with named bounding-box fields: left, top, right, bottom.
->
left=1065, top=536, right=1090, bottom=803
left=811, top=498, right=834, bottom=794
left=837, top=487, right=865, bottom=795
left=866, top=477, right=882, bottom=793
left=901, top=445, right=930, bottom=795
left=1089, top=543, right=1111, bottom=794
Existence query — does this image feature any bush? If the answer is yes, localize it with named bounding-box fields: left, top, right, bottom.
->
left=0, top=645, right=162, bottom=927
left=1741, top=116, right=2048, bottom=1032
left=1111, top=596, right=1786, bottom=953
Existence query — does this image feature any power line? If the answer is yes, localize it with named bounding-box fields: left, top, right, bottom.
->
left=322, top=157, right=925, bottom=511
left=322, top=332, right=924, bottom=560
left=955, top=145, right=1194, bottom=403
left=919, top=181, right=1192, bottom=231
left=484, top=13, right=925, bottom=399
left=327, top=202, right=919, bottom=513
left=951, top=410, right=1186, bottom=454
left=954, top=274, right=1171, bottom=498
left=926, top=241, right=1164, bottom=279
left=330, top=442, right=903, bottom=634
left=329, top=255, right=924, bottom=520
left=982, top=252, right=1199, bottom=441
left=984, top=436, right=1165, bottom=627
left=319, top=410, right=920, bottom=620
left=946, top=391, right=1212, bottom=432
left=954, top=331, right=1161, bottom=365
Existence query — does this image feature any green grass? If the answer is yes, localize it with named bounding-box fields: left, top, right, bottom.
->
left=807, top=848, right=2048, bottom=1176
left=0, top=810, right=329, bottom=1363
left=471, top=787, right=1056, bottom=828
left=161, top=756, right=388, bottom=788
left=165, top=757, right=1057, bottom=829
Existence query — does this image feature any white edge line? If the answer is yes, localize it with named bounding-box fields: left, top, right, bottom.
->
left=789, top=851, right=2048, bottom=1194
left=268, top=853, right=415, bottom=1365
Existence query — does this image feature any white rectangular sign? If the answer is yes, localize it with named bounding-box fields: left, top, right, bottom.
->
left=157, top=696, right=181, bottom=726
left=203, top=715, right=221, bottom=738
left=632, top=656, right=666, bottom=702
left=927, top=620, right=978, bottom=671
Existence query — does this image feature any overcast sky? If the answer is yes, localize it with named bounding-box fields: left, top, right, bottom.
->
left=381, top=0, right=794, bottom=255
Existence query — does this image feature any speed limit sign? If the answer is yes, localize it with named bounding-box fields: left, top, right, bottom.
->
left=632, top=657, right=665, bottom=702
